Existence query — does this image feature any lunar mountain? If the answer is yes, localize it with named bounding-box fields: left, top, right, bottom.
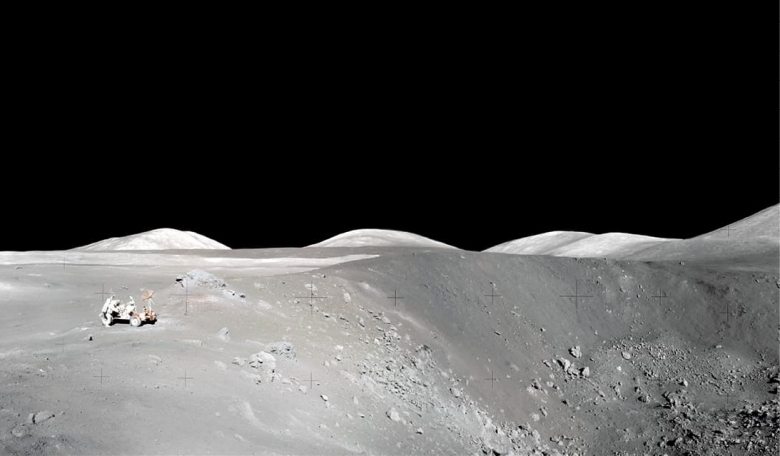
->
left=0, top=206, right=777, bottom=455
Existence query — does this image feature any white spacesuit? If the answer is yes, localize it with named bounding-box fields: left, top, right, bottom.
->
left=124, top=297, right=136, bottom=315
left=100, top=295, right=121, bottom=327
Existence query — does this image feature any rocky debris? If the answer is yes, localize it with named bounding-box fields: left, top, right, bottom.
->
left=557, top=357, right=572, bottom=372
left=570, top=346, right=582, bottom=358
left=223, top=289, right=245, bottom=299
left=176, top=269, right=226, bottom=289
left=217, top=327, right=230, bottom=341
left=266, top=341, right=296, bottom=359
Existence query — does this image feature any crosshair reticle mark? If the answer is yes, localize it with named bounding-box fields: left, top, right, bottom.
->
left=484, top=369, right=498, bottom=387
left=387, top=289, right=405, bottom=307
left=716, top=225, right=737, bottom=238
left=55, top=338, right=65, bottom=354
left=93, top=369, right=110, bottom=384
left=560, top=280, right=592, bottom=321
left=651, top=289, right=670, bottom=309
left=305, top=372, right=319, bottom=390
left=171, top=281, right=204, bottom=316
left=94, top=284, right=113, bottom=303
left=719, top=300, right=731, bottom=327
left=178, top=370, right=194, bottom=387
left=294, top=282, right=331, bottom=315
left=484, top=282, right=501, bottom=306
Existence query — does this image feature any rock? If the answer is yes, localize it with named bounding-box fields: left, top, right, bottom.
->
left=321, top=394, right=328, bottom=402
left=581, top=367, right=590, bottom=377
left=11, top=426, right=26, bottom=437
left=541, top=328, right=546, bottom=332
left=32, top=411, right=54, bottom=424
left=266, top=342, right=296, bottom=359
left=343, top=292, right=351, bottom=303
left=621, top=351, right=632, bottom=360
left=232, top=357, right=246, bottom=366
left=415, top=427, right=424, bottom=434
left=557, top=358, right=571, bottom=372
left=299, top=385, right=308, bottom=394
left=381, top=316, right=391, bottom=324
left=26, top=413, right=34, bottom=424
left=248, top=352, right=276, bottom=374
left=217, top=327, right=230, bottom=341
left=570, top=346, right=582, bottom=358
left=451, top=387, right=463, bottom=398
left=387, top=407, right=401, bottom=422
left=681, top=379, right=688, bottom=387
left=769, top=374, right=780, bottom=384
left=540, top=407, right=548, bottom=417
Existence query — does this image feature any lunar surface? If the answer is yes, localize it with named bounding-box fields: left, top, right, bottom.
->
left=0, top=206, right=778, bottom=455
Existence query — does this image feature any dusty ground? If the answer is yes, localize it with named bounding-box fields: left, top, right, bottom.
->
left=0, top=247, right=777, bottom=455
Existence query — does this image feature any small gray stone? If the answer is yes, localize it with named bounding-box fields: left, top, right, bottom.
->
left=386, top=407, right=401, bottom=422
left=217, top=327, right=230, bottom=341
left=33, top=411, right=54, bottom=424
left=570, top=346, right=582, bottom=358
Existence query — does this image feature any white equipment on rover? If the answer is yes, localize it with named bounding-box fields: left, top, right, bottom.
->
left=99, top=289, right=158, bottom=327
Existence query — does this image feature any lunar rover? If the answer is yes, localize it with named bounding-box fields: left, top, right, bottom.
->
left=99, top=289, right=158, bottom=327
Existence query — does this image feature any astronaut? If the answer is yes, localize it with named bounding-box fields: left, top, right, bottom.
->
left=124, top=296, right=136, bottom=315
left=99, top=295, right=121, bottom=327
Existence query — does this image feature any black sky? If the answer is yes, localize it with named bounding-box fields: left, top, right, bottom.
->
left=5, top=8, right=778, bottom=252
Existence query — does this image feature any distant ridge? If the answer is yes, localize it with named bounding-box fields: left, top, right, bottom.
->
left=73, top=228, right=230, bottom=251
left=484, top=204, right=778, bottom=268
left=308, top=229, right=458, bottom=249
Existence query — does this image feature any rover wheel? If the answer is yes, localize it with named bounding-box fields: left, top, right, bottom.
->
left=130, top=316, right=142, bottom=327
left=104, top=315, right=113, bottom=326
